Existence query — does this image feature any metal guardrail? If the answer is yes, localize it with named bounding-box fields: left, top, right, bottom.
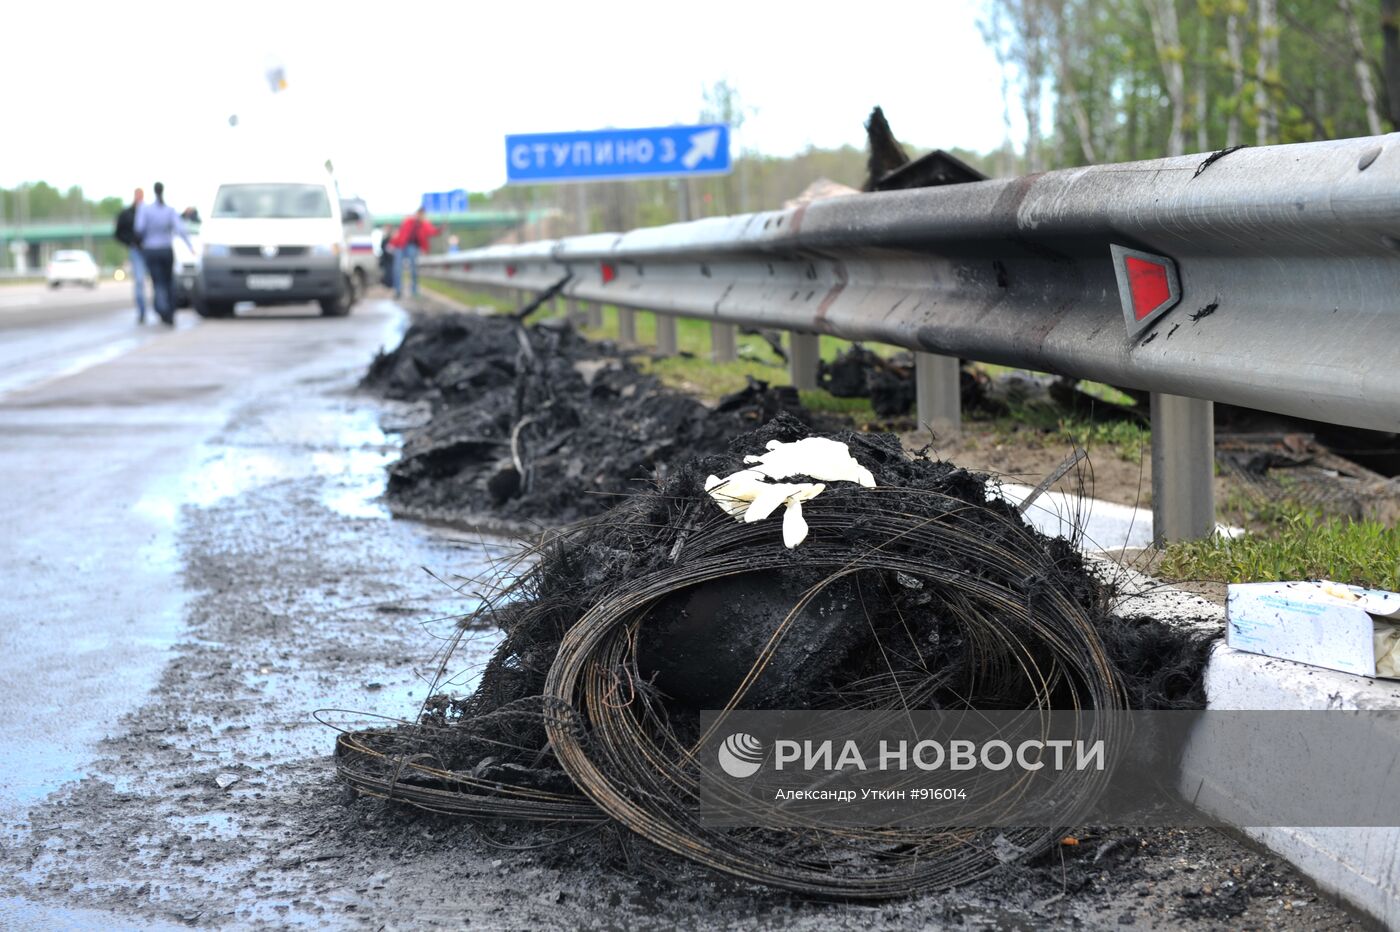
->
left=419, top=134, right=1400, bottom=542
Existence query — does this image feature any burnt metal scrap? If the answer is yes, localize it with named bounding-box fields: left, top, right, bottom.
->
left=335, top=416, right=1216, bottom=898
left=862, top=105, right=988, bottom=192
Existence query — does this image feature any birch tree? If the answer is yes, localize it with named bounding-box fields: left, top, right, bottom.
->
left=1339, top=0, right=1383, bottom=134
left=1256, top=0, right=1280, bottom=144
left=1050, top=0, right=1098, bottom=162
left=1147, top=0, right=1187, bottom=155
left=1386, top=0, right=1400, bottom=128
left=1224, top=3, right=1246, bottom=147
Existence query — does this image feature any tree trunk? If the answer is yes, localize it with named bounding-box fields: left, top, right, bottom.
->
left=1051, top=0, right=1097, bottom=163
left=1021, top=0, right=1045, bottom=172
left=978, top=2, right=1018, bottom=175
left=1127, top=70, right=1140, bottom=161
left=1255, top=0, right=1279, bottom=145
left=1225, top=11, right=1244, bottom=147
left=1386, top=0, right=1400, bottom=128
left=1195, top=21, right=1209, bottom=151
left=1339, top=0, right=1384, bottom=134
left=1148, top=0, right=1187, bottom=156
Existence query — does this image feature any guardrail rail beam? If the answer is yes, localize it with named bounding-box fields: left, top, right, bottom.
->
left=419, top=134, right=1400, bottom=543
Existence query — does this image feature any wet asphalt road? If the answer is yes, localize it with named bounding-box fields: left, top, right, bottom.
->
left=0, top=289, right=1370, bottom=929
left=0, top=292, right=505, bottom=926
left=0, top=292, right=405, bottom=825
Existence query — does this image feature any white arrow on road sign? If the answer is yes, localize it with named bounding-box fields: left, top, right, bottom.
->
left=682, top=128, right=722, bottom=170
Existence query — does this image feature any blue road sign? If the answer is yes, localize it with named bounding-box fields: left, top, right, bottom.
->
left=505, top=124, right=731, bottom=184
left=421, top=189, right=470, bottom=214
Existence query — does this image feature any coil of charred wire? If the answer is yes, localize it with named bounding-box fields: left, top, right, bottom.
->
left=334, top=414, right=1209, bottom=897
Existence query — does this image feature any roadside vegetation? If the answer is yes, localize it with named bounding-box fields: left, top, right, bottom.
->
left=984, top=400, right=1150, bottom=465
left=1162, top=495, right=1400, bottom=591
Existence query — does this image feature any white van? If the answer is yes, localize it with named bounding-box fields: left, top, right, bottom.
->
left=196, top=173, right=355, bottom=318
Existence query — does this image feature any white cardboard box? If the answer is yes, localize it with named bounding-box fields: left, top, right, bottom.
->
left=1226, top=581, right=1400, bottom=679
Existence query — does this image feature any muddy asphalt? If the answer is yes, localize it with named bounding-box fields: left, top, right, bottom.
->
left=0, top=292, right=1373, bottom=929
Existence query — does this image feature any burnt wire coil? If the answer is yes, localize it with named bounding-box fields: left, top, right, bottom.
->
left=335, top=418, right=1155, bottom=898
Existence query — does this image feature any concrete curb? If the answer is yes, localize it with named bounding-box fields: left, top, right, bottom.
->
left=1189, top=646, right=1400, bottom=927
left=1098, top=559, right=1398, bottom=924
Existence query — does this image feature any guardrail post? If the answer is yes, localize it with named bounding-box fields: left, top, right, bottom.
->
left=618, top=307, right=636, bottom=343
left=1150, top=393, right=1215, bottom=544
left=915, top=353, right=961, bottom=437
left=789, top=333, right=820, bottom=391
left=656, top=314, right=678, bottom=355
left=711, top=323, right=737, bottom=363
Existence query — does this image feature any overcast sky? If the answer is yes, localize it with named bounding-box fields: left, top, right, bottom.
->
left=2, top=0, right=1018, bottom=214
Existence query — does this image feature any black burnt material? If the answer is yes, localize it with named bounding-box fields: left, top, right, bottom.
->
left=363, top=313, right=817, bottom=526
left=336, top=414, right=1217, bottom=898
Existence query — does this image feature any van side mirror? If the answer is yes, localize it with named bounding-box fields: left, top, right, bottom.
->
left=343, top=209, right=362, bottom=223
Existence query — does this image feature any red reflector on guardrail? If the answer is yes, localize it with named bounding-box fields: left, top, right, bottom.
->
left=1110, top=244, right=1181, bottom=340
left=601, top=262, right=617, bottom=284
left=506, top=264, right=517, bottom=278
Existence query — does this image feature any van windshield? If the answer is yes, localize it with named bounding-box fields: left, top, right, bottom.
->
left=212, top=184, right=332, bottom=219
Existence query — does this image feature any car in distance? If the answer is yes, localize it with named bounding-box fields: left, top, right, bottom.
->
left=47, top=250, right=99, bottom=288
left=196, top=174, right=355, bottom=318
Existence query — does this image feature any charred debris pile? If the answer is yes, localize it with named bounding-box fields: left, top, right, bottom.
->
left=363, top=312, right=817, bottom=527
left=336, top=415, right=1216, bottom=898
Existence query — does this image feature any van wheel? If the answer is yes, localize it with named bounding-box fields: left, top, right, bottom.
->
left=196, top=300, right=234, bottom=318
left=320, top=276, right=353, bottom=317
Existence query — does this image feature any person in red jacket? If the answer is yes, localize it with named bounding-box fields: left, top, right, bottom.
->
left=390, top=207, right=442, bottom=299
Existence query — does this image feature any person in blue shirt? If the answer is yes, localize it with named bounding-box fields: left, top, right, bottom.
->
left=134, top=181, right=193, bottom=326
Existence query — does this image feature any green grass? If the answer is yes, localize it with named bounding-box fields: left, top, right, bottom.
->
left=1057, top=418, right=1150, bottom=463
left=980, top=400, right=1150, bottom=464
left=967, top=365, right=1149, bottom=462
left=1161, top=497, right=1400, bottom=590
left=420, top=280, right=515, bottom=314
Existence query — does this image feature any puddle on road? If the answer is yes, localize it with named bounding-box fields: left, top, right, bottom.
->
left=0, top=896, right=187, bottom=932
left=0, top=328, right=152, bottom=400
left=170, top=405, right=397, bottom=520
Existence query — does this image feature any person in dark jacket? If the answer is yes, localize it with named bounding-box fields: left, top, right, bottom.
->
left=134, top=182, right=193, bottom=326
left=389, top=208, right=441, bottom=299
left=378, top=225, right=396, bottom=288
left=113, top=188, right=149, bottom=323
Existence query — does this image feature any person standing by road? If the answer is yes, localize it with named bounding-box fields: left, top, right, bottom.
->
left=134, top=182, right=193, bottom=327
left=390, top=207, right=441, bottom=300
left=113, top=187, right=149, bottom=323
left=378, top=224, right=396, bottom=288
